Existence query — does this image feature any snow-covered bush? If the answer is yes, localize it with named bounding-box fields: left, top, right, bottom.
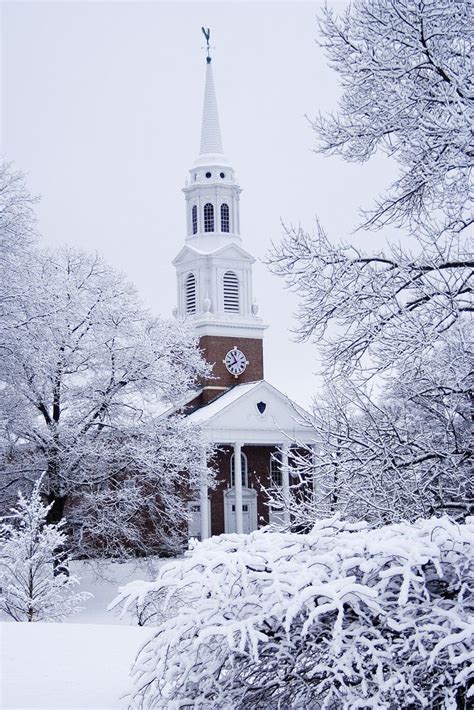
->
left=0, top=480, right=91, bottom=621
left=116, top=516, right=474, bottom=709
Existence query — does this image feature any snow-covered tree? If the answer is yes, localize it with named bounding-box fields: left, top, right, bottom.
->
left=0, top=479, right=90, bottom=622
left=267, top=0, right=473, bottom=524
left=115, top=516, right=474, bottom=709
left=269, top=0, right=472, bottom=376
left=1, top=245, right=212, bottom=556
left=0, top=160, right=37, bottom=339
left=0, top=161, right=37, bottom=269
left=313, top=0, right=472, bottom=234
left=267, top=322, right=473, bottom=527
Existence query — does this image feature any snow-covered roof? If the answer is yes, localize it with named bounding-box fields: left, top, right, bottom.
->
left=187, top=381, right=261, bottom=423
left=186, top=379, right=315, bottom=446
left=172, top=241, right=254, bottom=266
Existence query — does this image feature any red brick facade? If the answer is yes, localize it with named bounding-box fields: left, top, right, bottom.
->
left=199, top=335, right=264, bottom=389
left=209, top=445, right=277, bottom=535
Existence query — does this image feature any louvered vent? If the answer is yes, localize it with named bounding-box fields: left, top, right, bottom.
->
left=185, top=273, right=196, bottom=314
left=223, top=271, right=239, bottom=313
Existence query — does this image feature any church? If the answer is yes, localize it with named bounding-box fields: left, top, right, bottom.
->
left=171, top=47, right=315, bottom=541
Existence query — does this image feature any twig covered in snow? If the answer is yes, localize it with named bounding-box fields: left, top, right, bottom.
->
left=115, top=516, right=474, bottom=709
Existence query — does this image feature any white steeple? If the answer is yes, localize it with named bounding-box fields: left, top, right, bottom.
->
left=199, top=58, right=224, bottom=156
left=173, top=46, right=266, bottom=341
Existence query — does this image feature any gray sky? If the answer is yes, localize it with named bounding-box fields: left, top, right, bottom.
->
left=2, top=1, right=397, bottom=408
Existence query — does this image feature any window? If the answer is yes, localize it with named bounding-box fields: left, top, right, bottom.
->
left=185, top=273, right=196, bottom=314
left=220, top=203, right=230, bottom=232
left=204, top=203, right=214, bottom=232
left=230, top=452, right=248, bottom=488
left=223, top=271, right=239, bottom=312
left=270, top=453, right=282, bottom=487
left=192, top=205, right=198, bottom=234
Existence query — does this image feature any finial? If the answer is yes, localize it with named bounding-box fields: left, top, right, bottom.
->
left=201, top=26, right=213, bottom=63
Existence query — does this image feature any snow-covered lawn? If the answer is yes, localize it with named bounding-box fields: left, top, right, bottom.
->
left=2, top=622, right=151, bottom=709
left=1, top=558, right=168, bottom=709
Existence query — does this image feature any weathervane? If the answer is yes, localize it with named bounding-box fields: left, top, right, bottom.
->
left=201, top=26, right=214, bottom=63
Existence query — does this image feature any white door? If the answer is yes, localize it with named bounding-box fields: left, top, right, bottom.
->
left=224, top=489, right=258, bottom=534
left=230, top=502, right=251, bottom=533
left=187, top=500, right=210, bottom=540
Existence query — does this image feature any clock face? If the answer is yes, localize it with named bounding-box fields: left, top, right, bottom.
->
left=223, top=347, right=249, bottom=378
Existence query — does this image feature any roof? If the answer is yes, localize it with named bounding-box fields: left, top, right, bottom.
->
left=184, top=379, right=315, bottom=445
left=186, top=381, right=261, bottom=423
left=200, top=60, right=224, bottom=156
left=172, top=241, right=255, bottom=266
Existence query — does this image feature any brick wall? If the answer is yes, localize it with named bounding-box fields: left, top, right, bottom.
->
left=209, top=444, right=278, bottom=535
left=199, top=335, right=264, bottom=390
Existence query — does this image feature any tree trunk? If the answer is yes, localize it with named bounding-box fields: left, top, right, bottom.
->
left=46, top=493, right=70, bottom=577
left=46, top=493, right=67, bottom=525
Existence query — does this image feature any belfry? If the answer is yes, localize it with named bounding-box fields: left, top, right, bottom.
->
left=173, top=36, right=314, bottom=539
left=173, top=48, right=266, bottom=405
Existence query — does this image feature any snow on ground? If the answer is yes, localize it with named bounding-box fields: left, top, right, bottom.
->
left=1, top=557, right=171, bottom=709
left=69, top=557, right=169, bottom=625
left=1, top=622, right=152, bottom=709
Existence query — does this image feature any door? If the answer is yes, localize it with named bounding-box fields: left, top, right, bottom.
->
left=230, top=503, right=251, bottom=533
left=187, top=500, right=211, bottom=540
left=224, top=489, right=258, bottom=534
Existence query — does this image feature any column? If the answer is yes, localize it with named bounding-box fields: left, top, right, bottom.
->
left=234, top=442, right=243, bottom=534
left=281, top=443, right=290, bottom=527
left=200, top=447, right=209, bottom=540
left=310, top=443, right=318, bottom=504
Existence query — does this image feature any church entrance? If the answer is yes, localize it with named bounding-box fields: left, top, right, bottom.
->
left=223, top=488, right=258, bottom=534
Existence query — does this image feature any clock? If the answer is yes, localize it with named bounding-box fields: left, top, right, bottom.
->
left=223, top=347, right=249, bottom=378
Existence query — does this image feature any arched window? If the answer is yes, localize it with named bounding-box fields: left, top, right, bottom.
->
left=220, top=203, right=230, bottom=232
left=223, top=271, right=239, bottom=313
left=185, top=273, right=196, bottom=314
left=203, top=203, right=214, bottom=232
left=192, top=205, right=198, bottom=235
left=270, top=452, right=282, bottom=487
left=230, top=452, right=248, bottom=488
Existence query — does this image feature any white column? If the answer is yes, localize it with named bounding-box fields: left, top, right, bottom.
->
left=281, top=444, right=290, bottom=527
left=310, top=443, right=318, bottom=504
left=234, top=442, right=243, bottom=534
left=200, top=447, right=209, bottom=540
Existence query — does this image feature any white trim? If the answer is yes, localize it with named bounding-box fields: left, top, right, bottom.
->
left=194, top=322, right=267, bottom=339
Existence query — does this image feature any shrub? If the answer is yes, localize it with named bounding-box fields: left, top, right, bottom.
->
left=115, top=516, right=473, bottom=709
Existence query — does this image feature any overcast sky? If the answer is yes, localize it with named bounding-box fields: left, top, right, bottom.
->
left=2, top=1, right=397, bottom=408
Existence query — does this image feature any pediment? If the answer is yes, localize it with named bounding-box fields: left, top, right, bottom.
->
left=187, top=380, right=314, bottom=443
left=173, top=242, right=254, bottom=266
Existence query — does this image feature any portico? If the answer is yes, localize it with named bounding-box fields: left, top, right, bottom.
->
left=187, top=380, right=314, bottom=539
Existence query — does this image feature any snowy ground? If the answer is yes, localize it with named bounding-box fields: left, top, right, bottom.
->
left=1, top=557, right=169, bottom=709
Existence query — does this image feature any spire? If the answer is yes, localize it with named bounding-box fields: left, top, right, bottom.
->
left=199, top=57, right=224, bottom=156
